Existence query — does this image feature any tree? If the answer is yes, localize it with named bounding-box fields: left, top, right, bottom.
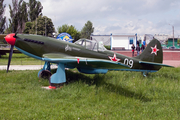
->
left=24, top=16, right=55, bottom=37
left=8, top=0, right=26, bottom=33
left=18, top=1, right=28, bottom=33
left=28, top=0, right=43, bottom=21
left=81, top=21, right=94, bottom=39
left=57, top=24, right=69, bottom=33
left=67, top=25, right=81, bottom=42
left=0, top=0, right=6, bottom=33
left=57, top=24, right=80, bottom=42
left=8, top=0, right=43, bottom=33
left=23, top=21, right=33, bottom=34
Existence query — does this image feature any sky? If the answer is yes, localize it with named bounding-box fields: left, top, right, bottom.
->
left=4, top=0, right=180, bottom=37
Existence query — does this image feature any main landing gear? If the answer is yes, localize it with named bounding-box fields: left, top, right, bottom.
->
left=39, top=70, right=52, bottom=79
left=38, top=61, right=51, bottom=79
left=38, top=62, right=66, bottom=89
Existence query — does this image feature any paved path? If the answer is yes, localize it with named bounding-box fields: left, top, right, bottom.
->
left=163, top=60, right=180, bottom=67
left=0, top=65, right=58, bottom=70
left=0, top=60, right=179, bottom=71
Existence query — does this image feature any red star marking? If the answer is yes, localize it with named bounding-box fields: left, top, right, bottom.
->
left=109, top=53, right=120, bottom=62
left=151, top=45, right=159, bottom=55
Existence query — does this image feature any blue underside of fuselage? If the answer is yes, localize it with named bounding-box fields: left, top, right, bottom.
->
left=109, top=69, right=157, bottom=73
left=15, top=46, right=158, bottom=73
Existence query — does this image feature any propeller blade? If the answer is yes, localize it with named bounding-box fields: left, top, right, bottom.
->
left=5, top=33, right=17, bottom=73
left=7, top=45, right=14, bottom=73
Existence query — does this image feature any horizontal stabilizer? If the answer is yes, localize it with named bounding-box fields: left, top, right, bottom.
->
left=139, top=61, right=174, bottom=67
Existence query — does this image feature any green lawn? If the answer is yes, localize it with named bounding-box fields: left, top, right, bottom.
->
left=0, top=67, right=180, bottom=119
left=0, top=53, right=44, bottom=65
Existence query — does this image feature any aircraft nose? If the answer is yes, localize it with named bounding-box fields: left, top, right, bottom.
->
left=5, top=33, right=16, bottom=46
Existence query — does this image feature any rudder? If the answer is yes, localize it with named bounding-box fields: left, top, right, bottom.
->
left=135, top=39, right=163, bottom=63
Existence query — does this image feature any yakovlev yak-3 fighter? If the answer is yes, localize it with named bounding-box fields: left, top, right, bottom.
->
left=4, top=33, right=172, bottom=89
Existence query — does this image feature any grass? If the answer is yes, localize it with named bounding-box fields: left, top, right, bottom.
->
left=0, top=67, right=180, bottom=119
left=0, top=53, right=44, bottom=65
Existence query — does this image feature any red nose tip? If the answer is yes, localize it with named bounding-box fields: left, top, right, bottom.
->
left=5, top=33, right=16, bottom=46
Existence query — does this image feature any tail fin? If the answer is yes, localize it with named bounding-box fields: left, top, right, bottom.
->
left=135, top=39, right=163, bottom=63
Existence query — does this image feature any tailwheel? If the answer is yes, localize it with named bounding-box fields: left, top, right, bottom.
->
left=38, top=70, right=52, bottom=80
left=49, top=76, right=64, bottom=89
left=142, top=72, right=149, bottom=77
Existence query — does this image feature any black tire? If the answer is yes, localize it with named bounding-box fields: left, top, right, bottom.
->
left=38, top=70, right=52, bottom=80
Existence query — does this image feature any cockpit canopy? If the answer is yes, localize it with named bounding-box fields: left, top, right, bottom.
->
left=75, top=38, right=107, bottom=51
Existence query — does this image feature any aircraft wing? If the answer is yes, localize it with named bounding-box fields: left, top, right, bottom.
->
left=139, top=61, right=174, bottom=67
left=42, top=53, right=130, bottom=69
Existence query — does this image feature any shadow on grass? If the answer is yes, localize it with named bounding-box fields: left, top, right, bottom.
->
left=64, top=70, right=151, bottom=102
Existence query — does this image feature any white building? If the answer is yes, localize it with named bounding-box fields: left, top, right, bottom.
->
left=91, top=34, right=137, bottom=50
left=110, top=34, right=137, bottom=50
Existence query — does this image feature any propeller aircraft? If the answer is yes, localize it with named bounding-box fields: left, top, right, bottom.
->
left=4, top=33, right=173, bottom=89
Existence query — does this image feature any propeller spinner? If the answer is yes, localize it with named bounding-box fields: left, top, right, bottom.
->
left=5, top=33, right=16, bottom=45
left=4, top=33, right=16, bottom=72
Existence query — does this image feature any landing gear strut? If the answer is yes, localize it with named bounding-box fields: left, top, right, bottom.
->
left=49, top=63, right=66, bottom=89
left=38, top=61, right=51, bottom=79
left=142, top=72, right=148, bottom=77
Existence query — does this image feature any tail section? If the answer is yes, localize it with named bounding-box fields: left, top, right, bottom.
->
left=135, top=39, right=163, bottom=63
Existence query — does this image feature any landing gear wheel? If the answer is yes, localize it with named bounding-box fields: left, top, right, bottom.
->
left=39, top=70, right=52, bottom=80
left=49, top=76, right=64, bottom=89
left=142, top=72, right=148, bottom=77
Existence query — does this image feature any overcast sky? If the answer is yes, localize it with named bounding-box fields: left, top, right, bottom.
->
left=4, top=0, right=180, bottom=37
